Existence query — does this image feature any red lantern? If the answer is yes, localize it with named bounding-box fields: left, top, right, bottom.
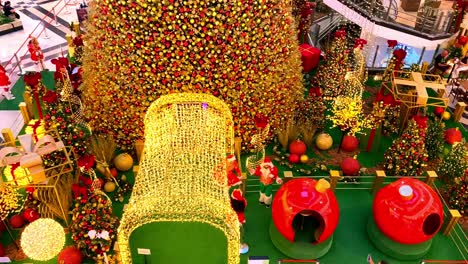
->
left=289, top=140, right=307, bottom=156
left=58, top=246, right=83, bottom=264
left=341, top=135, right=359, bottom=152
left=272, top=178, right=339, bottom=243
left=9, top=214, right=25, bottom=229
left=22, top=208, right=40, bottom=223
left=444, top=128, right=462, bottom=145
left=373, top=178, right=443, bottom=244
left=288, top=154, right=300, bottom=164
left=341, top=157, right=360, bottom=176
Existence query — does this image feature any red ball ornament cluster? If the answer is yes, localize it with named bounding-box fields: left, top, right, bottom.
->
left=373, top=178, right=443, bottom=244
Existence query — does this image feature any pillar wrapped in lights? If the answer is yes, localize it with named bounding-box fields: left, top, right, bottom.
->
left=118, top=93, right=240, bottom=264
left=20, top=218, right=65, bottom=261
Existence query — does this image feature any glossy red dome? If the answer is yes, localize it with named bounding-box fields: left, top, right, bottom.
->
left=373, top=178, right=443, bottom=244
left=272, top=178, right=339, bottom=243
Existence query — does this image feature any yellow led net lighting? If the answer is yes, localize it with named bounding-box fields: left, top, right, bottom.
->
left=118, top=93, right=240, bottom=264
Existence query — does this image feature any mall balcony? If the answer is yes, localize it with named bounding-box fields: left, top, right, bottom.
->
left=309, top=0, right=467, bottom=69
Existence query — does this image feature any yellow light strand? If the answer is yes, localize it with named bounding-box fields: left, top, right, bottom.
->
left=118, top=93, right=240, bottom=264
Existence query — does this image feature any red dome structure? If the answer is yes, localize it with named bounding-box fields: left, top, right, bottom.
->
left=373, top=178, right=443, bottom=244
left=272, top=178, right=339, bottom=244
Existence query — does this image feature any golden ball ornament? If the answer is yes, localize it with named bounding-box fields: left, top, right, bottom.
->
left=316, top=133, right=333, bottom=150
left=113, top=153, right=134, bottom=171
left=104, top=181, right=116, bottom=193
left=300, top=154, right=309, bottom=163
left=442, top=111, right=451, bottom=121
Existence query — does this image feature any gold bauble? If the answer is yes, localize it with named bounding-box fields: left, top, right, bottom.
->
left=300, top=154, right=309, bottom=163
left=104, top=181, right=116, bottom=193
left=113, top=153, right=134, bottom=171
left=442, top=111, right=451, bottom=121
left=316, top=133, right=333, bottom=150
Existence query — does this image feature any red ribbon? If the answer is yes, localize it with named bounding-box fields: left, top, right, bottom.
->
left=28, top=119, right=41, bottom=141
left=10, top=162, right=20, bottom=185
left=366, top=128, right=376, bottom=152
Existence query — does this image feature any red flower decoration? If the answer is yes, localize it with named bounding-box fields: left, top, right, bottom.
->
left=354, top=38, right=367, bottom=49
left=23, top=72, right=41, bottom=87
left=42, top=90, right=58, bottom=104
left=254, top=113, right=269, bottom=129
left=387, top=40, right=398, bottom=48
left=73, top=36, right=84, bottom=47
left=334, top=29, right=346, bottom=38
left=77, top=154, right=95, bottom=170
left=393, top=48, right=407, bottom=61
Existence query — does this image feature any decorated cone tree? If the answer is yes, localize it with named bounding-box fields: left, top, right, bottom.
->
left=384, top=120, right=428, bottom=176
left=39, top=57, right=91, bottom=157
left=438, top=140, right=468, bottom=182
left=82, top=0, right=304, bottom=152
left=443, top=176, right=467, bottom=216
left=310, top=29, right=349, bottom=99
left=425, top=119, right=445, bottom=160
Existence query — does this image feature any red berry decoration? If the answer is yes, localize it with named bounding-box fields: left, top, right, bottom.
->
left=9, top=214, right=25, bottom=229
left=58, top=246, right=83, bottom=264
left=289, top=140, right=307, bottom=156
left=433, top=107, right=444, bottom=117
left=288, top=154, right=300, bottom=164
left=444, top=128, right=462, bottom=145
left=341, top=157, right=361, bottom=176
left=22, top=208, right=40, bottom=223
left=341, top=135, right=359, bottom=152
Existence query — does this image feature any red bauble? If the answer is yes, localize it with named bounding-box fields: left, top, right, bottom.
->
left=0, top=243, right=5, bottom=257
left=110, top=168, right=118, bottom=178
left=341, top=157, right=360, bottom=176
left=9, top=214, right=25, bottom=229
left=433, top=107, right=444, bottom=117
left=58, top=246, right=83, bottom=264
left=272, top=178, right=339, bottom=243
left=22, top=208, right=40, bottom=223
left=373, top=178, right=443, bottom=244
left=444, top=128, right=462, bottom=145
left=289, top=140, right=307, bottom=156
left=341, top=135, right=359, bottom=152
left=288, top=154, right=300, bottom=164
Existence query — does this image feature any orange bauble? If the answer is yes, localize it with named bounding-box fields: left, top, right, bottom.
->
left=315, top=133, right=333, bottom=150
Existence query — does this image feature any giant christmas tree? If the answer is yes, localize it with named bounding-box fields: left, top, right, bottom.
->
left=82, top=0, right=304, bottom=151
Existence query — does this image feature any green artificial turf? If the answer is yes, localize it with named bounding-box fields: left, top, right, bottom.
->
left=129, top=222, right=228, bottom=264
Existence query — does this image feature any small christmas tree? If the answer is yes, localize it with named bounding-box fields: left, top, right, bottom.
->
left=384, top=120, right=428, bottom=176
left=311, top=29, right=349, bottom=99
left=438, top=140, right=468, bottom=182
left=70, top=184, right=119, bottom=261
left=425, top=120, right=445, bottom=160
left=443, top=177, right=467, bottom=216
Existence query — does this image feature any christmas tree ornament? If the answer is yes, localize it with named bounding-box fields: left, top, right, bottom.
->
left=341, top=135, right=359, bottom=152
left=300, top=154, right=309, bottom=163
left=289, top=139, right=307, bottom=156
left=444, top=127, right=462, bottom=145
left=22, top=208, right=40, bottom=223
left=58, top=246, right=83, bottom=264
left=316, top=133, right=333, bottom=150
left=341, top=157, right=361, bottom=176
left=288, top=154, right=300, bottom=164
left=9, top=214, right=25, bottom=228
left=442, top=111, right=451, bottom=120
left=104, top=182, right=116, bottom=193
left=113, top=153, right=133, bottom=171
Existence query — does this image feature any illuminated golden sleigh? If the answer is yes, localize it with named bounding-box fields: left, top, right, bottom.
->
left=117, top=93, right=240, bottom=264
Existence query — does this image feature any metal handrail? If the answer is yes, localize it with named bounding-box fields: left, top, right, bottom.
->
left=330, top=0, right=455, bottom=39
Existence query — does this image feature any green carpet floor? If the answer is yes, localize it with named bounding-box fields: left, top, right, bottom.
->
left=129, top=222, right=227, bottom=264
